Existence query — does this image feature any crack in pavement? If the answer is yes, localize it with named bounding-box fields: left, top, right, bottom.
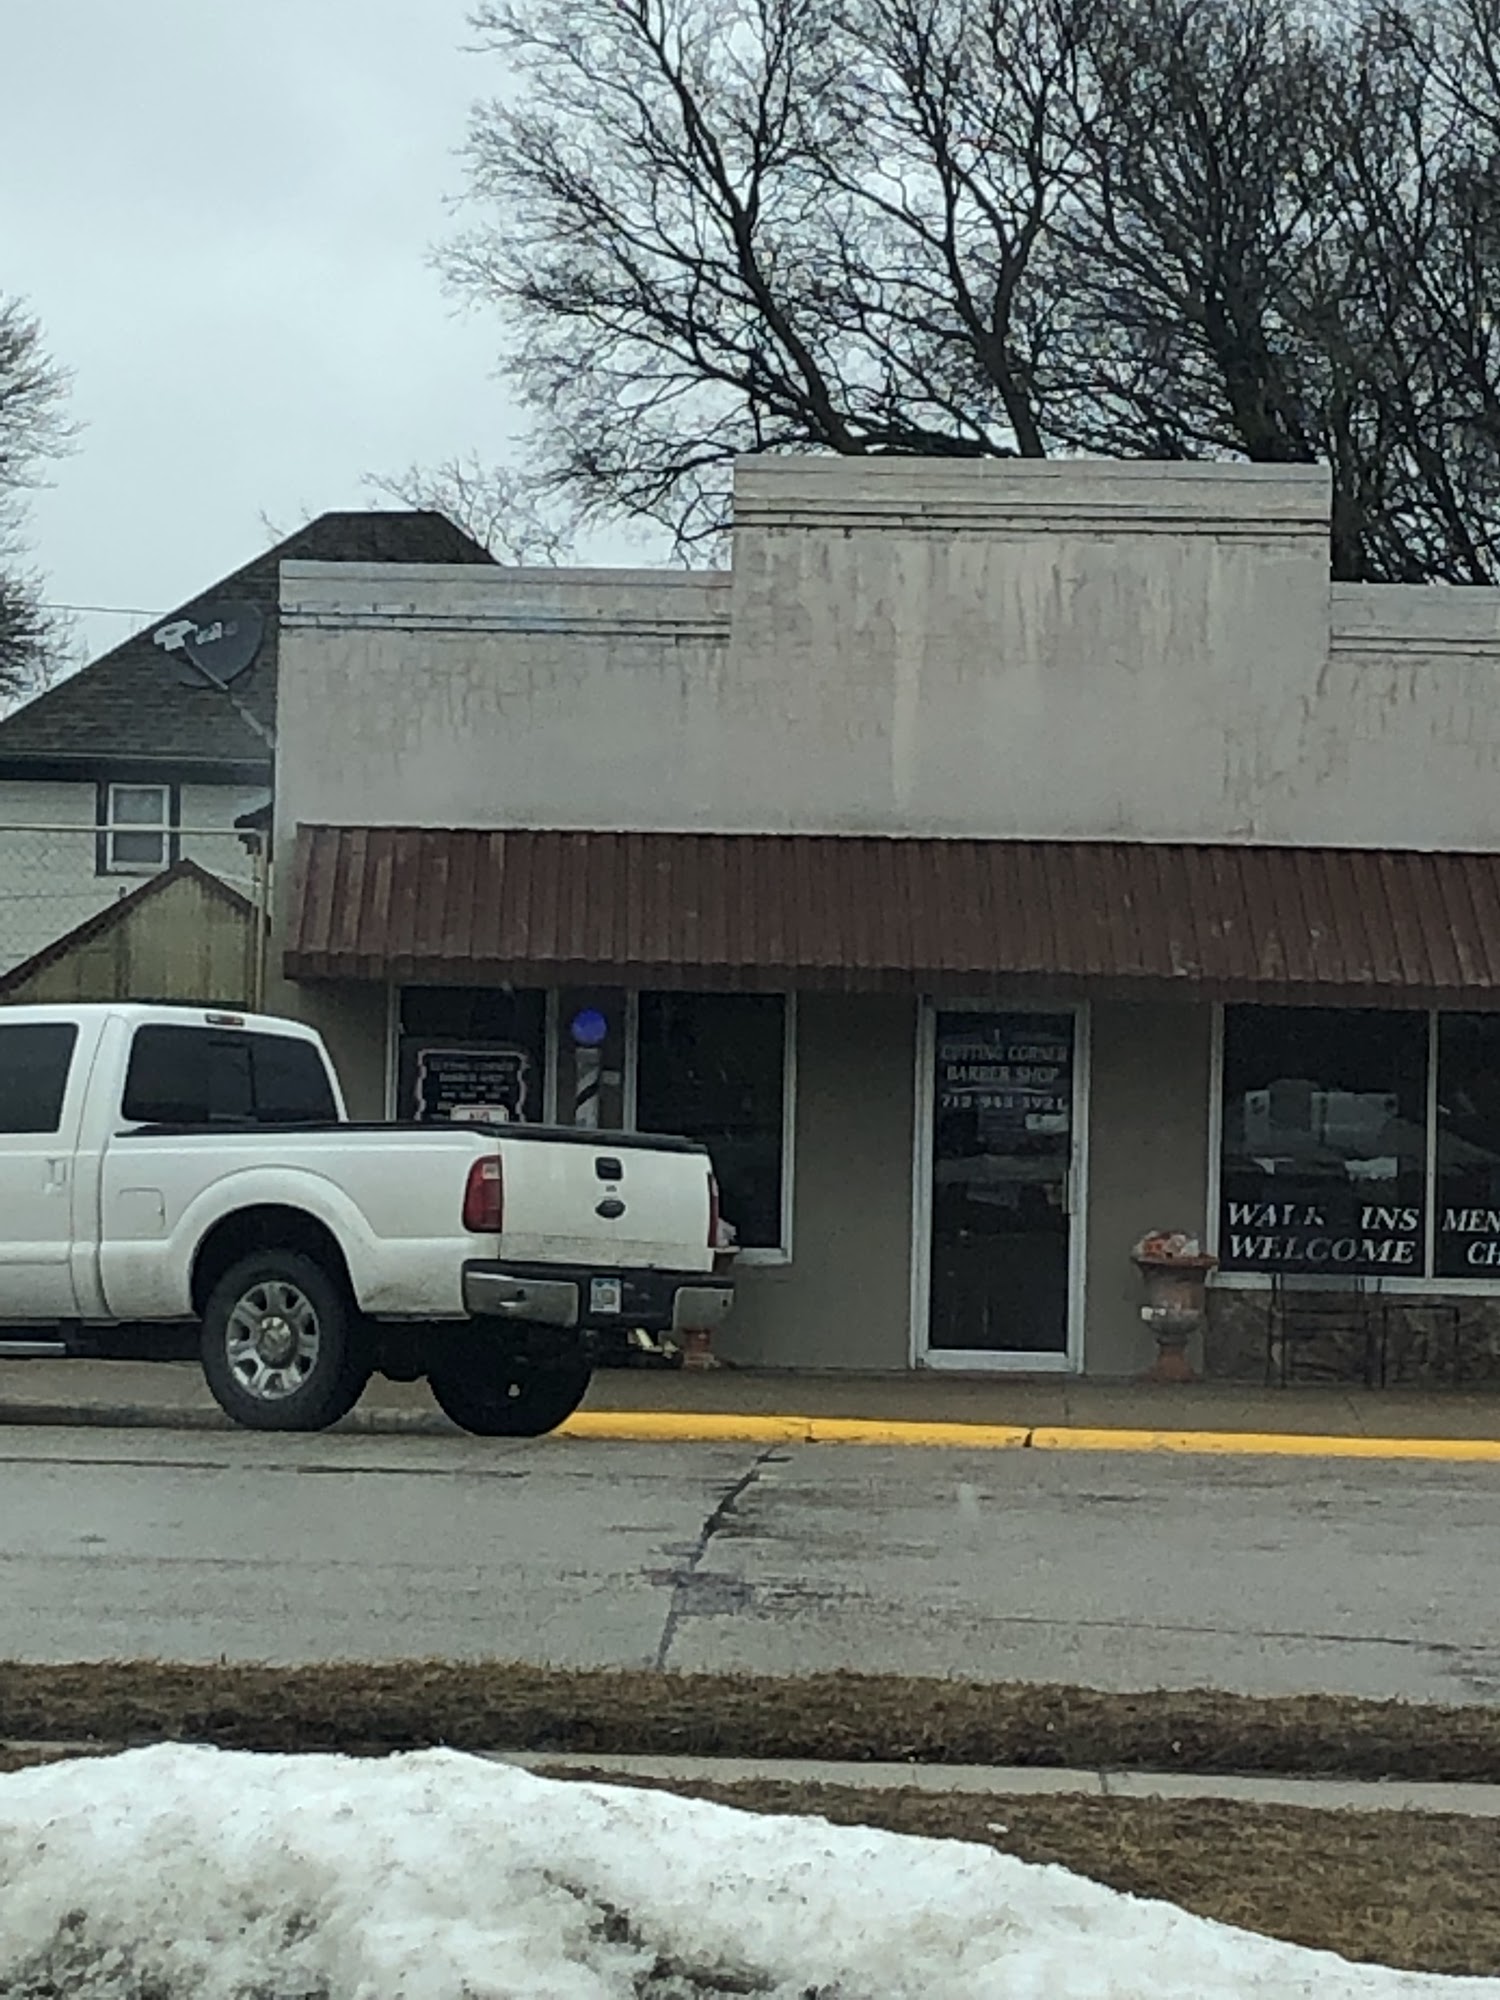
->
left=653, top=1448, right=781, bottom=1671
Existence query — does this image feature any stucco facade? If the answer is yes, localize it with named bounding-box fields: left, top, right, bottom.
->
left=269, top=459, right=1500, bottom=1379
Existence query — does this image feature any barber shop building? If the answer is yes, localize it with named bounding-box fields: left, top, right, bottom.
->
left=267, top=459, right=1500, bottom=1384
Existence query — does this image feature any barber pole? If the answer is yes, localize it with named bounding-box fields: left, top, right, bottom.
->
left=572, top=1044, right=602, bottom=1127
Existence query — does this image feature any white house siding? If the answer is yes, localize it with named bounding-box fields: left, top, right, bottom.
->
left=0, top=778, right=266, bottom=976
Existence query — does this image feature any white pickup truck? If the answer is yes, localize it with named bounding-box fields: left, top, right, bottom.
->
left=0, top=1003, right=733, bottom=1435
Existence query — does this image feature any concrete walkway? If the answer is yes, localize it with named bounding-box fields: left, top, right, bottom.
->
left=6, top=1356, right=1500, bottom=1457
left=10, top=1738, right=1500, bottom=1813
left=493, top=1751, right=1500, bottom=1818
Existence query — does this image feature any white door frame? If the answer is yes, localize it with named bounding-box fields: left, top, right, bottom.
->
left=910, top=999, right=1091, bottom=1373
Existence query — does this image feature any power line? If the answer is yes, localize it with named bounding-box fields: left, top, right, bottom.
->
left=38, top=601, right=158, bottom=618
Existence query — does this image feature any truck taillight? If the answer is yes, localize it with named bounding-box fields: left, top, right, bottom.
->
left=463, top=1156, right=504, bottom=1234
left=708, top=1170, right=721, bottom=1249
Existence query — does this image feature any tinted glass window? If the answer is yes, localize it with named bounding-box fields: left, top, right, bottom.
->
left=636, top=994, right=787, bottom=1250
left=0, top=1023, right=78, bottom=1134
left=250, top=1033, right=338, bottom=1123
left=123, top=1027, right=334, bottom=1125
left=1219, top=1006, right=1428, bottom=1275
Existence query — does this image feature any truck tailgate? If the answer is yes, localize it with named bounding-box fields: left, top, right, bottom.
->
left=495, top=1131, right=713, bottom=1271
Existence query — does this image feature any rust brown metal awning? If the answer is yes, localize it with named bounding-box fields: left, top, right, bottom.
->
left=285, top=824, right=1500, bottom=1002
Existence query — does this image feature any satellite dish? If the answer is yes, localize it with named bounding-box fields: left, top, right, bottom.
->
left=154, top=599, right=265, bottom=687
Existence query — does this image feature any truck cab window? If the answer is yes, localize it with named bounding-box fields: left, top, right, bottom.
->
left=0, top=1023, right=78, bottom=1134
left=123, top=1027, right=335, bottom=1126
left=248, top=1033, right=338, bottom=1123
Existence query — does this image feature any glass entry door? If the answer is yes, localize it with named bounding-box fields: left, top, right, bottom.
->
left=924, top=1011, right=1078, bottom=1362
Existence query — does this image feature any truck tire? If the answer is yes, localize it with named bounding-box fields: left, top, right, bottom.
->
left=201, top=1251, right=370, bottom=1432
left=428, top=1345, right=592, bottom=1438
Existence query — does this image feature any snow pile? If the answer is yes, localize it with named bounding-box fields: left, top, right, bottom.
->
left=0, top=1746, right=1493, bottom=1999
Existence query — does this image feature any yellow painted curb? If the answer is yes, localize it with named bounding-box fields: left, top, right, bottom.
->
left=561, top=1411, right=1029, bottom=1449
left=562, top=1412, right=814, bottom=1445
left=808, top=1417, right=1029, bottom=1450
left=1029, top=1426, right=1500, bottom=1462
left=558, top=1410, right=1500, bottom=1461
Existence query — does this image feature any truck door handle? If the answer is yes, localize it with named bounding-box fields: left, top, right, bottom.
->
left=45, top=1158, right=69, bottom=1191
left=596, top=1198, right=626, bottom=1220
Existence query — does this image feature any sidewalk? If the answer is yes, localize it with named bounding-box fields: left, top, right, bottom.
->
left=6, top=1355, right=1500, bottom=1455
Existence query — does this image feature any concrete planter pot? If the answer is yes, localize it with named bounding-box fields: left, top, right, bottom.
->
left=1134, top=1238, right=1218, bottom=1384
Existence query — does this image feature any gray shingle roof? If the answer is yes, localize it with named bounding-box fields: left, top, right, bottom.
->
left=0, top=511, right=494, bottom=774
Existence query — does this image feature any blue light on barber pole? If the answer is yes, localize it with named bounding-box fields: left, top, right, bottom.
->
left=570, top=1008, right=609, bottom=1048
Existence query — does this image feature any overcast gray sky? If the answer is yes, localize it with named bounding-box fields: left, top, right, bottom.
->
left=6, top=0, right=626, bottom=664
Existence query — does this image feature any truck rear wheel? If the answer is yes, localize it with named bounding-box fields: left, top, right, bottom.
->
left=428, top=1344, right=592, bottom=1437
left=201, top=1251, right=369, bottom=1432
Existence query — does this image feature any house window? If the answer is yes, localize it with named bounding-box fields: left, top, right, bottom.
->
left=636, top=993, right=790, bottom=1253
left=98, top=783, right=175, bottom=874
left=1218, top=1007, right=1428, bottom=1275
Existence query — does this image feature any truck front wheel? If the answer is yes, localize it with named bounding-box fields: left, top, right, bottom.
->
left=428, top=1343, right=591, bottom=1437
left=201, top=1251, right=370, bottom=1432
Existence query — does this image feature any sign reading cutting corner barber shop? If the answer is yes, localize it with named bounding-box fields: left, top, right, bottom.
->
left=411, top=1045, right=532, bottom=1125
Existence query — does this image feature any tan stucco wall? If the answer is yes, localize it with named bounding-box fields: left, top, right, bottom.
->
left=264, top=971, right=389, bottom=1121
left=279, top=461, right=1500, bottom=860
left=1082, top=1000, right=1214, bottom=1376
left=719, top=993, right=916, bottom=1371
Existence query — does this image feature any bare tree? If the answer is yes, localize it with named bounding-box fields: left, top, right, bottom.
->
left=442, top=0, right=1500, bottom=577
left=0, top=297, right=73, bottom=696
left=446, top=0, right=1098, bottom=543
left=367, top=456, right=578, bottom=563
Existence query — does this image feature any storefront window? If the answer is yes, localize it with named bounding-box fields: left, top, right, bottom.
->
left=397, top=988, right=547, bottom=1125
left=393, top=986, right=791, bottom=1249
left=1219, top=1007, right=1427, bottom=1275
left=636, top=994, right=788, bottom=1251
left=1436, top=1014, right=1500, bottom=1277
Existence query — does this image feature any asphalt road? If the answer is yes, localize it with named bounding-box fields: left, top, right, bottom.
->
left=3, top=1426, right=1498, bottom=1702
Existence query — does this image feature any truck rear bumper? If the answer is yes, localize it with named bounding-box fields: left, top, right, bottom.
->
left=462, top=1262, right=735, bottom=1335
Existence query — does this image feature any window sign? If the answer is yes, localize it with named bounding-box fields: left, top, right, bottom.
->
left=936, top=1018, right=1072, bottom=1153
left=410, top=1045, right=531, bottom=1124
left=397, top=988, right=547, bottom=1126
left=1218, top=1008, right=1427, bottom=1274
left=1437, top=1014, right=1500, bottom=1276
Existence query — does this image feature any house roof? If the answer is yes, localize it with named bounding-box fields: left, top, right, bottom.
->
left=287, top=824, right=1500, bottom=1004
left=0, top=511, right=494, bottom=779
left=0, top=857, right=254, bottom=997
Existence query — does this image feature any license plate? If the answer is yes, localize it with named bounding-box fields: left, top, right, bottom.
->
left=590, top=1277, right=623, bottom=1315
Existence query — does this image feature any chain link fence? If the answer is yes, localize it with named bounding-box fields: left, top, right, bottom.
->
left=0, top=823, right=269, bottom=1009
